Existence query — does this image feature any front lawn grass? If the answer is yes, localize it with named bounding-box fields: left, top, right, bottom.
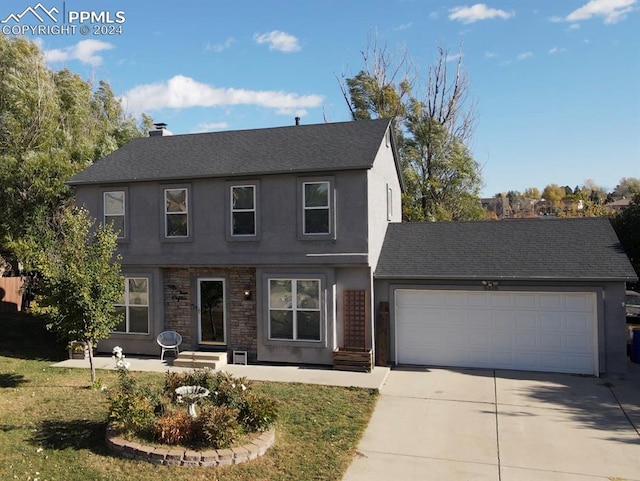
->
left=0, top=313, right=378, bottom=481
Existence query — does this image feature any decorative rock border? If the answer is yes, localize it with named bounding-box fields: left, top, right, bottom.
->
left=105, top=425, right=275, bottom=466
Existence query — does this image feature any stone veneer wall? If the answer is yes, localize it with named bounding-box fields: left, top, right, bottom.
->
left=105, top=425, right=275, bottom=466
left=163, top=267, right=257, bottom=358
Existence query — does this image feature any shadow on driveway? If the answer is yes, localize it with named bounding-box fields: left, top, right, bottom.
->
left=494, top=369, right=640, bottom=445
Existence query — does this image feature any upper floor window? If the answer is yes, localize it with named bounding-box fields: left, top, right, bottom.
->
left=231, top=185, right=256, bottom=236
left=114, top=277, right=149, bottom=334
left=387, top=184, right=393, bottom=221
left=165, top=188, right=188, bottom=237
left=104, top=191, right=125, bottom=238
left=303, top=181, right=330, bottom=235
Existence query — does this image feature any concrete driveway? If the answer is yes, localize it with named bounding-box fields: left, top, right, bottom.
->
left=343, top=368, right=640, bottom=481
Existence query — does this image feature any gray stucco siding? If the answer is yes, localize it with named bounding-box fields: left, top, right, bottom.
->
left=256, top=265, right=373, bottom=365
left=367, top=136, right=403, bottom=271
left=73, top=169, right=374, bottom=268
left=96, top=266, right=164, bottom=356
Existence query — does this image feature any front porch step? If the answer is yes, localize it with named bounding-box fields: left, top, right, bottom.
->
left=173, top=351, right=228, bottom=370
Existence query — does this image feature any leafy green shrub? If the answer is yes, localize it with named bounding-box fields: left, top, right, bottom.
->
left=209, top=372, right=249, bottom=409
left=196, top=405, right=241, bottom=449
left=108, top=372, right=156, bottom=435
left=238, top=392, right=279, bottom=432
left=153, top=409, right=195, bottom=445
left=110, top=368, right=278, bottom=449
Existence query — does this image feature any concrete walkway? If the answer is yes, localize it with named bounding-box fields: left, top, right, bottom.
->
left=343, top=367, right=640, bottom=481
left=51, top=355, right=390, bottom=390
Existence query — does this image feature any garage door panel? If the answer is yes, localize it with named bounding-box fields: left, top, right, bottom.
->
left=540, top=334, right=562, bottom=350
left=468, top=330, right=492, bottom=348
left=566, top=334, right=590, bottom=351
left=514, top=294, right=536, bottom=308
left=490, top=295, right=512, bottom=308
left=396, top=290, right=597, bottom=375
left=566, top=314, right=590, bottom=330
left=514, top=333, right=538, bottom=349
left=492, top=331, right=513, bottom=348
left=492, top=312, right=513, bottom=328
left=445, top=294, right=468, bottom=307
left=541, top=354, right=564, bottom=369
left=540, top=294, right=563, bottom=309
left=469, top=310, right=492, bottom=327
left=515, top=312, right=537, bottom=329
left=565, top=294, right=592, bottom=310
left=567, top=356, right=592, bottom=371
left=467, top=293, right=490, bottom=307
left=540, top=313, right=563, bottom=330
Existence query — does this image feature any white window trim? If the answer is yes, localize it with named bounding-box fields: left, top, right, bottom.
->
left=114, top=277, right=149, bottom=334
left=302, top=181, right=330, bottom=235
left=387, top=184, right=393, bottom=221
left=230, top=184, right=256, bottom=237
left=268, top=278, right=322, bottom=342
left=103, top=190, right=126, bottom=238
left=164, top=187, right=189, bottom=238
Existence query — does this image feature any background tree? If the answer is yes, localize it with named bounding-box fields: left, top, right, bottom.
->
left=523, top=187, right=541, bottom=199
left=339, top=33, right=412, bottom=127
left=613, top=177, right=640, bottom=198
left=541, top=183, right=565, bottom=203
left=611, top=194, right=640, bottom=290
left=12, top=207, right=123, bottom=383
left=341, top=40, right=483, bottom=221
left=0, top=34, right=150, bottom=253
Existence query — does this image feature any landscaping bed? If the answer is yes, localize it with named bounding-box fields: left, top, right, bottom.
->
left=0, top=313, right=379, bottom=481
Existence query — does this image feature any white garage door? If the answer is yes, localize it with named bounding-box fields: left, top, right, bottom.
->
left=395, top=289, right=598, bottom=375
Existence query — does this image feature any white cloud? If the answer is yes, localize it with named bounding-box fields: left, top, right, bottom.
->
left=484, top=51, right=497, bottom=58
left=448, top=4, right=513, bottom=23
left=191, top=121, right=229, bottom=133
left=517, top=51, right=533, bottom=60
left=561, top=0, right=636, bottom=24
left=205, top=37, right=234, bottom=53
left=121, top=75, right=323, bottom=114
left=42, top=39, right=113, bottom=66
left=568, top=23, right=581, bottom=30
left=253, top=30, right=301, bottom=52
left=548, top=47, right=567, bottom=54
left=276, top=107, right=308, bottom=116
left=446, top=53, right=462, bottom=63
left=393, top=22, right=413, bottom=31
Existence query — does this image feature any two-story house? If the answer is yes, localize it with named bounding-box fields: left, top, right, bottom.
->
left=69, top=118, right=636, bottom=377
left=68, top=118, right=402, bottom=366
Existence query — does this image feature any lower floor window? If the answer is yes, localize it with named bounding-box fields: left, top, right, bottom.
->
left=269, top=278, right=321, bottom=341
left=114, top=277, right=149, bottom=334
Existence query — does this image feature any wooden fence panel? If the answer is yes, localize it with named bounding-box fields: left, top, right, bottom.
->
left=0, top=277, right=24, bottom=312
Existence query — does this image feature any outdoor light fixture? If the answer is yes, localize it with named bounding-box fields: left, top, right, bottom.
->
left=243, top=283, right=252, bottom=300
left=168, top=284, right=187, bottom=301
left=482, top=280, right=499, bottom=291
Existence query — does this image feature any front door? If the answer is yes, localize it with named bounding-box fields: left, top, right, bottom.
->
left=197, top=279, right=226, bottom=345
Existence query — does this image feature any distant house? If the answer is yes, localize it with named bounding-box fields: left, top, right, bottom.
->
left=481, top=196, right=511, bottom=219
left=68, top=119, right=637, bottom=376
left=606, top=197, right=632, bottom=213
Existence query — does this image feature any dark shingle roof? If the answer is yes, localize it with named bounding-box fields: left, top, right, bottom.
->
left=68, top=118, right=393, bottom=185
left=375, top=218, right=638, bottom=281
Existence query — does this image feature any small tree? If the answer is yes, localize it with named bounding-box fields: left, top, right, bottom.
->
left=13, top=206, right=123, bottom=383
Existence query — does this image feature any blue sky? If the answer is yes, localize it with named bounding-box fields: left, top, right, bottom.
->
left=1, top=0, right=639, bottom=196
